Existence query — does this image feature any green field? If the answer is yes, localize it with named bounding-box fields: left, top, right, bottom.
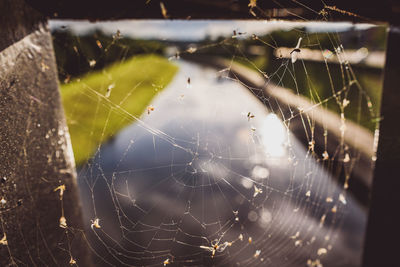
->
left=61, top=54, right=178, bottom=166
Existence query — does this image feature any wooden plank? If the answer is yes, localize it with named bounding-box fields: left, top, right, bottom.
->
left=23, top=0, right=399, bottom=24
left=362, top=26, right=400, bottom=267
left=0, top=0, right=92, bottom=265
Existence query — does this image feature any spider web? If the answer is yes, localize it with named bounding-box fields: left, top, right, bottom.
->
left=47, top=4, right=386, bottom=267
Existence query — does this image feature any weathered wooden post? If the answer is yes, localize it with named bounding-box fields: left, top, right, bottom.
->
left=0, top=0, right=92, bottom=265
left=362, top=26, right=400, bottom=267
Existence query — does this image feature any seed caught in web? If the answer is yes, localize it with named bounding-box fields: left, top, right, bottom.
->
left=238, top=234, right=244, bottom=241
left=59, top=216, right=67, bottom=229
left=322, top=151, right=329, bottom=160
left=343, top=98, right=350, bottom=108
left=200, top=239, right=228, bottom=258
left=331, top=205, right=337, bottom=213
left=40, top=61, right=49, bottom=72
left=147, top=105, right=155, bottom=115
left=343, top=153, right=350, bottom=163
left=248, top=237, right=253, bottom=244
left=339, top=193, right=347, bottom=205
left=290, top=231, right=300, bottom=239
left=319, top=214, right=326, bottom=227
left=69, top=257, right=76, bottom=265
left=253, top=185, right=263, bottom=197
left=113, top=30, right=122, bottom=40
left=200, top=245, right=213, bottom=253
left=307, top=258, right=322, bottom=267
left=254, top=249, right=261, bottom=258
left=89, top=60, right=96, bottom=67
left=323, top=49, right=333, bottom=59
left=305, top=190, right=311, bottom=197
left=308, top=140, right=315, bottom=152
left=317, top=248, right=327, bottom=256
left=218, top=241, right=231, bottom=252
left=64, top=75, right=71, bottom=84
left=232, top=30, right=246, bottom=38
left=0, top=234, right=7, bottom=245
left=54, top=184, right=66, bottom=200
left=290, top=37, right=302, bottom=63
left=96, top=40, right=103, bottom=49
left=247, top=112, right=255, bottom=121
left=248, top=0, right=257, bottom=8
left=163, top=258, right=170, bottom=266
left=106, top=83, right=115, bottom=98
left=91, top=218, right=101, bottom=229
left=160, top=2, right=169, bottom=19
left=295, top=240, right=303, bottom=247
left=186, top=47, right=197, bottom=54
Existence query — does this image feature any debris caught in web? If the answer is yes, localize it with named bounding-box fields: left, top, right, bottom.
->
left=339, top=193, right=347, bottom=205
left=343, top=153, right=350, bottom=163
left=290, top=37, right=302, bottom=63
left=59, top=216, right=67, bottom=229
left=54, top=184, right=66, bottom=200
left=317, top=248, right=327, bottom=256
left=238, top=234, right=244, bottom=241
left=147, top=105, right=155, bottom=115
left=307, top=258, right=323, bottom=267
left=247, top=112, right=255, bottom=121
left=160, top=2, right=169, bottom=19
left=91, top=218, right=101, bottom=229
left=163, top=258, right=170, bottom=266
left=69, top=257, right=76, bottom=265
left=322, top=151, right=329, bottom=160
left=253, top=185, right=263, bottom=197
left=106, top=83, right=115, bottom=98
left=0, top=234, right=7, bottom=246
left=89, top=59, right=96, bottom=67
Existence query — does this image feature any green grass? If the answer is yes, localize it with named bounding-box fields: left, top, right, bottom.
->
left=61, top=54, right=178, bottom=166
left=233, top=57, right=383, bottom=132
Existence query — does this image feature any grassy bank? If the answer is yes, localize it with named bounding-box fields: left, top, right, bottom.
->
left=61, top=54, right=178, bottom=166
left=233, top=56, right=383, bottom=132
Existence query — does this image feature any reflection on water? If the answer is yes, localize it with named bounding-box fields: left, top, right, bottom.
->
left=78, top=61, right=366, bottom=266
left=259, top=113, right=287, bottom=158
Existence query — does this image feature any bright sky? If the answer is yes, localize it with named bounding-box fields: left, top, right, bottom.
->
left=49, top=20, right=375, bottom=41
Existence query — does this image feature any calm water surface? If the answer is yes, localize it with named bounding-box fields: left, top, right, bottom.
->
left=78, top=61, right=366, bottom=266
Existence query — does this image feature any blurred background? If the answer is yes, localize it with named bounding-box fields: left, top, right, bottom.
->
left=50, top=20, right=387, bottom=266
